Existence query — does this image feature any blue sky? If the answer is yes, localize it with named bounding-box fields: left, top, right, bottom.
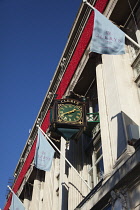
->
left=0, top=0, right=81, bottom=208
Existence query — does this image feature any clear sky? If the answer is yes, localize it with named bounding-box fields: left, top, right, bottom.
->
left=0, top=0, right=81, bottom=208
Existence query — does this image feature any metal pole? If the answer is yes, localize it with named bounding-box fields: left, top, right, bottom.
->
left=7, top=185, right=14, bottom=194
left=37, top=126, right=91, bottom=190
left=83, top=0, right=140, bottom=49
left=7, top=185, right=25, bottom=207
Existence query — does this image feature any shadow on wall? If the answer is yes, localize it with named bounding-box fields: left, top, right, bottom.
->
left=122, top=112, right=140, bottom=149
left=111, top=112, right=127, bottom=159
left=111, top=111, right=137, bottom=159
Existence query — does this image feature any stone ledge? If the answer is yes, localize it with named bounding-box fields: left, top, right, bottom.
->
left=76, top=147, right=140, bottom=210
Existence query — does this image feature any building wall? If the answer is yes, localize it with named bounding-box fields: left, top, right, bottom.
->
left=4, top=0, right=140, bottom=210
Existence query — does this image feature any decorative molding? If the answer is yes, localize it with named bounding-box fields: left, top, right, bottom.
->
left=110, top=188, right=128, bottom=210
left=113, top=148, right=134, bottom=170
left=103, top=170, right=113, bottom=182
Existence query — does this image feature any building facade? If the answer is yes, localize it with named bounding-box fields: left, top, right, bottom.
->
left=4, top=0, right=140, bottom=209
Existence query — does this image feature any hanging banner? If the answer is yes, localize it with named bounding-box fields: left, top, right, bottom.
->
left=90, top=8, right=125, bottom=55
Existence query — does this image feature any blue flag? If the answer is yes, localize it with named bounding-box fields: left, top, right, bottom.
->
left=90, top=8, right=125, bottom=55
left=34, top=129, right=55, bottom=171
left=10, top=192, right=25, bottom=210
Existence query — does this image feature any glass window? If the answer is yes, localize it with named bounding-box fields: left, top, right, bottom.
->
left=126, top=4, right=140, bottom=61
left=88, top=135, right=104, bottom=188
left=94, top=137, right=104, bottom=183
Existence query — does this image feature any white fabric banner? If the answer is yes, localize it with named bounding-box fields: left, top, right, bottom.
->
left=90, top=8, right=125, bottom=55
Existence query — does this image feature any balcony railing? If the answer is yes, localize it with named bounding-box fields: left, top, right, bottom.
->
left=86, top=112, right=100, bottom=123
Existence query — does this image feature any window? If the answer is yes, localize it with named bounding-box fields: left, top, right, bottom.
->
left=125, top=3, right=140, bottom=98
left=132, top=56, right=140, bottom=78
left=94, top=137, right=104, bottom=182
left=88, top=134, right=104, bottom=188
left=132, top=54, right=140, bottom=99
left=126, top=3, right=140, bottom=61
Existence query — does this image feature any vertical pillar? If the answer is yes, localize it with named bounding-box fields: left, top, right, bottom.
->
left=38, top=180, right=44, bottom=210
left=41, top=157, right=60, bottom=210
left=24, top=184, right=31, bottom=210
left=68, top=136, right=90, bottom=210
left=52, top=157, right=59, bottom=210
left=81, top=136, right=90, bottom=197
left=41, top=162, right=53, bottom=210
left=29, top=170, right=42, bottom=210
left=23, top=194, right=30, bottom=210
left=96, top=56, right=113, bottom=177
left=59, top=136, right=68, bottom=210
left=24, top=198, right=30, bottom=210
left=98, top=53, right=140, bottom=169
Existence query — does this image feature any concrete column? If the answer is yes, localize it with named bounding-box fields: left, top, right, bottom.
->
left=24, top=198, right=30, bottom=210
left=52, top=157, right=59, bottom=210
left=29, top=170, right=42, bottom=210
left=41, top=161, right=54, bottom=210
left=96, top=59, right=113, bottom=176
left=41, top=156, right=60, bottom=210
left=81, top=135, right=90, bottom=197
left=102, top=54, right=125, bottom=160
left=38, top=181, right=44, bottom=210
left=99, top=53, right=140, bottom=165
left=23, top=184, right=32, bottom=210
left=68, top=136, right=90, bottom=210
left=59, top=136, right=68, bottom=210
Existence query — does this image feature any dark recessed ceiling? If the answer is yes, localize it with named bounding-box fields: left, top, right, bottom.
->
left=110, top=0, right=139, bottom=26
left=73, top=56, right=97, bottom=96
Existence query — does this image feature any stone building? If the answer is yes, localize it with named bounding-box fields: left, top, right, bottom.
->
left=4, top=0, right=140, bottom=209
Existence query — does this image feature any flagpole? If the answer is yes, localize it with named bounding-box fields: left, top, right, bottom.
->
left=7, top=185, right=25, bottom=209
left=83, top=0, right=140, bottom=49
left=37, top=126, right=91, bottom=190
left=7, top=185, right=14, bottom=194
